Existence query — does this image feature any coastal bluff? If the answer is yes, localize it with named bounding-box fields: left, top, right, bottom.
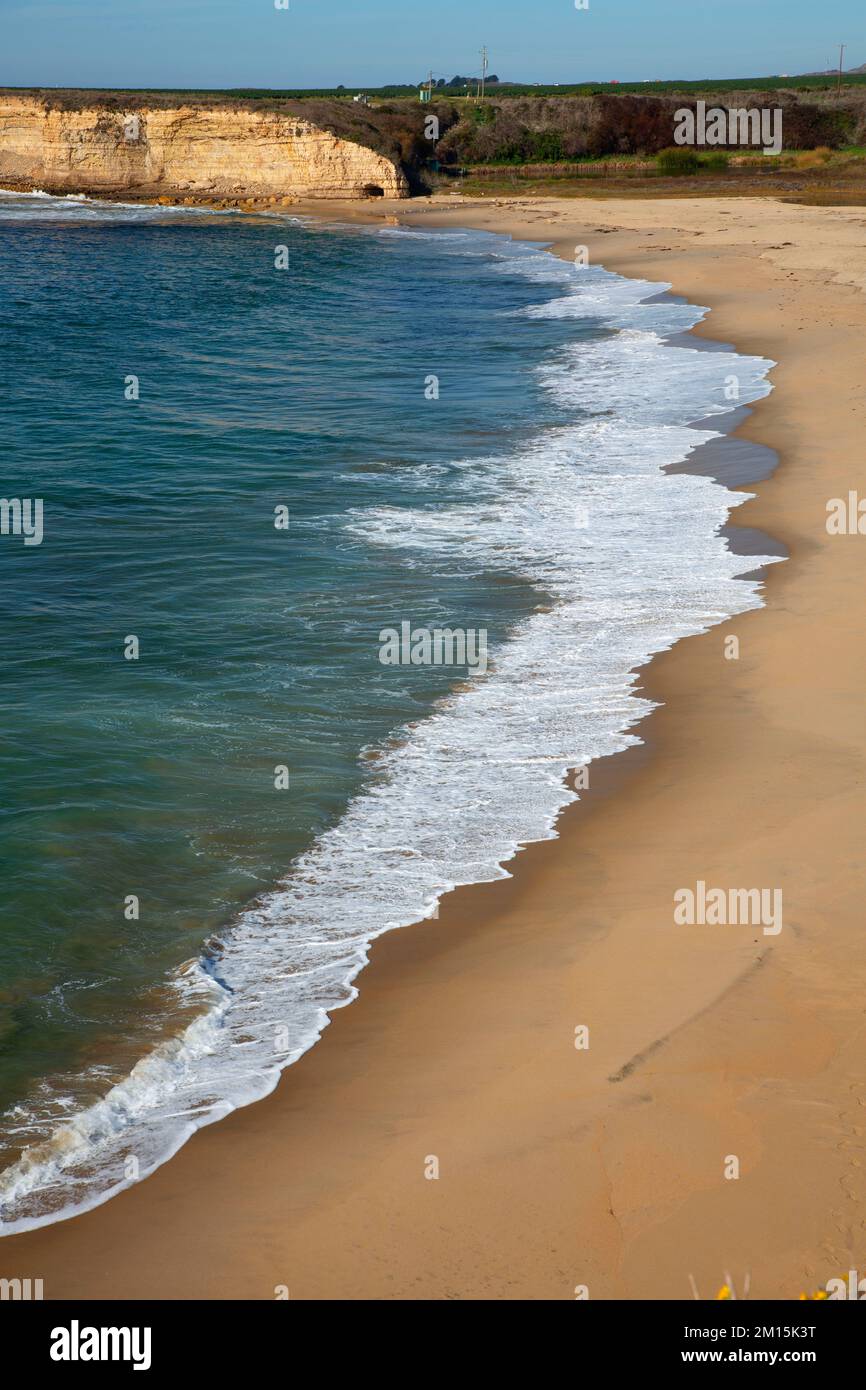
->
left=0, top=91, right=411, bottom=200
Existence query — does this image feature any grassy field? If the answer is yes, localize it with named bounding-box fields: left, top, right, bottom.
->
left=227, top=75, right=866, bottom=100
left=8, top=73, right=866, bottom=102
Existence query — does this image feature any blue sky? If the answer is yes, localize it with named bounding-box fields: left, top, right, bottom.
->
left=1, top=0, right=863, bottom=89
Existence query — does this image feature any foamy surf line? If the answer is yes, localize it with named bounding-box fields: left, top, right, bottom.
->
left=0, top=225, right=781, bottom=1234
left=0, top=188, right=251, bottom=221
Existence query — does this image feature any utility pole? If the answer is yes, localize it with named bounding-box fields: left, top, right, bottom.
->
left=837, top=42, right=846, bottom=94
left=480, top=46, right=489, bottom=101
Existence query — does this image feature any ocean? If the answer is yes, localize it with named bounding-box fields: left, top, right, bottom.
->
left=0, top=189, right=779, bottom=1231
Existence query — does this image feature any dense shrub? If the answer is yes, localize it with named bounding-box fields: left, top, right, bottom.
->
left=700, top=151, right=730, bottom=170
left=431, top=93, right=854, bottom=168
left=656, top=146, right=701, bottom=174
left=794, top=145, right=834, bottom=167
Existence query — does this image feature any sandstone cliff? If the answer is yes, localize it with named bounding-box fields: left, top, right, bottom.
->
left=0, top=92, right=411, bottom=200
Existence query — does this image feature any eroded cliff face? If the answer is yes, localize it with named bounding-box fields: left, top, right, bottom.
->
left=0, top=94, right=410, bottom=200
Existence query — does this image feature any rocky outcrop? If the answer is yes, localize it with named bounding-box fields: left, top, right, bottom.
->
left=0, top=93, right=410, bottom=199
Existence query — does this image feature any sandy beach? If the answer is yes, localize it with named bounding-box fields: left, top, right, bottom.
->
left=3, top=192, right=866, bottom=1300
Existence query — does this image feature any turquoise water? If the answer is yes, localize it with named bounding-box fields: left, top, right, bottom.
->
left=0, top=193, right=778, bottom=1229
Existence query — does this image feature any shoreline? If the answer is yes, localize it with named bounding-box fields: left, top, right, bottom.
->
left=2, top=193, right=866, bottom=1298
left=0, top=207, right=768, bottom=1240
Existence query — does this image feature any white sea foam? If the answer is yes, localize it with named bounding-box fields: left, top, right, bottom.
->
left=0, top=189, right=241, bottom=222
left=0, top=240, right=781, bottom=1232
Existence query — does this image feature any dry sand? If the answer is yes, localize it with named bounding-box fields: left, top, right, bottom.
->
left=2, top=194, right=866, bottom=1300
